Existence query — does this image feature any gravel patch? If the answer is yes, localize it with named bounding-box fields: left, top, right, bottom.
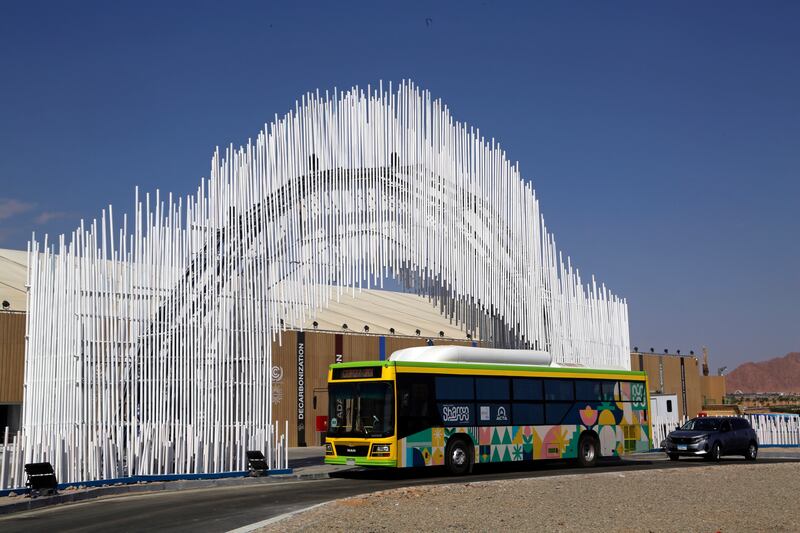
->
left=260, top=462, right=800, bottom=532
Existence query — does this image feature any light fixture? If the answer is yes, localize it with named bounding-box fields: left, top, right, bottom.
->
left=342, top=323, right=348, bottom=330
left=389, top=327, right=395, bottom=334
left=1, top=300, right=9, bottom=310
left=633, top=346, right=638, bottom=352
left=312, top=321, right=318, bottom=329
left=415, top=329, right=421, bottom=336
left=363, top=325, right=369, bottom=333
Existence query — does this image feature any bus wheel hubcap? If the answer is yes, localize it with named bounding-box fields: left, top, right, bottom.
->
left=452, top=448, right=466, bottom=466
left=583, top=443, right=595, bottom=462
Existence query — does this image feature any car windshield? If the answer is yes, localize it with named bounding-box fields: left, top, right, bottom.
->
left=328, top=381, right=394, bottom=438
left=681, top=418, right=720, bottom=431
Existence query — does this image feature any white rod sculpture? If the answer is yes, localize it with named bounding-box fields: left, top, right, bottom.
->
left=21, top=81, right=630, bottom=484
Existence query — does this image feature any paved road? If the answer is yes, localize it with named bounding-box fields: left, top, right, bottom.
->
left=1, top=452, right=798, bottom=533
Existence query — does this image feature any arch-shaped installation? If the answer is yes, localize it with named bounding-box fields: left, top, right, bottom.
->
left=20, top=82, right=629, bottom=484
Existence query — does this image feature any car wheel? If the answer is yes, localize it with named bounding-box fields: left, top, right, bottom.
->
left=706, top=442, right=722, bottom=462
left=577, top=433, right=598, bottom=467
left=668, top=453, right=679, bottom=461
left=445, top=437, right=472, bottom=475
left=745, top=442, right=758, bottom=461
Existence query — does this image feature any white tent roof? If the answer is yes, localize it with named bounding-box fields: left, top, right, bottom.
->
left=0, top=248, right=27, bottom=312
left=0, top=247, right=471, bottom=339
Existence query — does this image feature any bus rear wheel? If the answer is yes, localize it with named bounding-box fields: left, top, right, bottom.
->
left=577, top=433, right=598, bottom=467
left=445, top=437, right=472, bottom=476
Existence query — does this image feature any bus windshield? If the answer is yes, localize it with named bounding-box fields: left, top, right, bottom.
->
left=328, top=381, right=394, bottom=438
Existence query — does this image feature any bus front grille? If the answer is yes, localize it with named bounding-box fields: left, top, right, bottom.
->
left=335, top=445, right=369, bottom=457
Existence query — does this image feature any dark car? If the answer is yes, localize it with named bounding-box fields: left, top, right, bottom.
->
left=661, top=416, right=758, bottom=461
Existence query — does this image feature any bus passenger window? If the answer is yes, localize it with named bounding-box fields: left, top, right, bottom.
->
left=476, top=377, right=510, bottom=400
left=575, top=380, right=602, bottom=401
left=435, top=376, right=474, bottom=400
left=544, top=379, right=574, bottom=402
left=513, top=379, right=543, bottom=401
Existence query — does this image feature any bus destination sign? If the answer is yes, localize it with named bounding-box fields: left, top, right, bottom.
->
left=333, top=367, right=381, bottom=380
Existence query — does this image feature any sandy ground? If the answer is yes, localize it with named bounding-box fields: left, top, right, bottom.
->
left=261, top=462, right=800, bottom=532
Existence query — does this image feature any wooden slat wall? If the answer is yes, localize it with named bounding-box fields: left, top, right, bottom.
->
left=631, top=353, right=702, bottom=419
left=271, top=330, right=485, bottom=446
left=342, top=334, right=380, bottom=363
left=305, top=332, right=337, bottom=446
left=270, top=330, right=297, bottom=445
left=0, top=312, right=25, bottom=404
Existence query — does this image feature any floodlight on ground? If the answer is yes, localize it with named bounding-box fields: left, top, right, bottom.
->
left=246, top=450, right=268, bottom=476
left=466, top=333, right=472, bottom=340
left=650, top=347, right=654, bottom=353
left=439, top=331, right=444, bottom=337
left=664, top=349, right=669, bottom=354
left=2, top=300, right=9, bottom=309
left=676, top=350, right=681, bottom=355
left=312, top=321, right=318, bottom=329
left=24, top=462, right=58, bottom=497
left=690, top=350, right=695, bottom=356
left=633, top=346, right=638, bottom=352
left=415, top=329, right=421, bottom=336
left=389, top=327, right=395, bottom=334
left=342, top=323, right=348, bottom=330
left=363, top=325, right=369, bottom=332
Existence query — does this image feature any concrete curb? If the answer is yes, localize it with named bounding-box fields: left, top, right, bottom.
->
left=0, top=470, right=334, bottom=516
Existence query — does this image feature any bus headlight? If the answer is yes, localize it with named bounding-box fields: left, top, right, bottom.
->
left=325, top=442, right=333, bottom=455
left=371, top=444, right=391, bottom=455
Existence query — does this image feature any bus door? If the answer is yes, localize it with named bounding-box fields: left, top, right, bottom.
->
left=312, top=386, right=328, bottom=446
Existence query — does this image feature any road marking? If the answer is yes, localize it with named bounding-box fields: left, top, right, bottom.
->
left=227, top=502, right=330, bottom=533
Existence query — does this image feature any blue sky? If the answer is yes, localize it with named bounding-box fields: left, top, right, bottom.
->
left=1, top=1, right=798, bottom=370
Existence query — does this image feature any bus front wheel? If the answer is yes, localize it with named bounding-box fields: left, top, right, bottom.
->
left=445, top=437, right=473, bottom=475
left=577, top=433, right=599, bottom=467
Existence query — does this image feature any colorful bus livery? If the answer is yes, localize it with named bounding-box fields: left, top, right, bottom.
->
left=325, top=349, right=651, bottom=474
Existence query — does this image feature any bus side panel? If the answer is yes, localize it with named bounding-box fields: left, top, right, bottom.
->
left=397, top=427, right=478, bottom=467
left=397, top=380, right=651, bottom=466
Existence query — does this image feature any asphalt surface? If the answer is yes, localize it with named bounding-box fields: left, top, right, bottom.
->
left=1, top=452, right=798, bottom=533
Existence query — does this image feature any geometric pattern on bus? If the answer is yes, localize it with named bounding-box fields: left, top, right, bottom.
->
left=399, top=381, right=650, bottom=467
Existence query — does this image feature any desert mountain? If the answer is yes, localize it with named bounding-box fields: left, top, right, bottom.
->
left=725, top=352, right=800, bottom=394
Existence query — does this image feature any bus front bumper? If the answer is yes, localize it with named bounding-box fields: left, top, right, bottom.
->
left=324, top=456, right=397, bottom=467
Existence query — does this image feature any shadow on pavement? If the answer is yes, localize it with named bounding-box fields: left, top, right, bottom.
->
left=329, top=457, right=640, bottom=481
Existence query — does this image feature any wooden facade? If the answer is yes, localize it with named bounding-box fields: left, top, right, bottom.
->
left=0, top=311, right=25, bottom=404
left=270, top=330, right=477, bottom=446
left=630, top=351, right=702, bottom=419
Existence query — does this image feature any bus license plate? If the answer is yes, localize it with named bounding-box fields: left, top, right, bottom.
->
left=346, top=458, right=356, bottom=466
left=677, top=444, right=687, bottom=451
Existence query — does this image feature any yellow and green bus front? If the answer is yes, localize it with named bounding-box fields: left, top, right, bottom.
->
left=324, top=360, right=652, bottom=468
left=324, top=361, right=399, bottom=467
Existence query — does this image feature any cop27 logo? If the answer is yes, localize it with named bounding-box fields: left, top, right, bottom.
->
left=442, top=405, right=470, bottom=423
left=631, top=382, right=646, bottom=408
